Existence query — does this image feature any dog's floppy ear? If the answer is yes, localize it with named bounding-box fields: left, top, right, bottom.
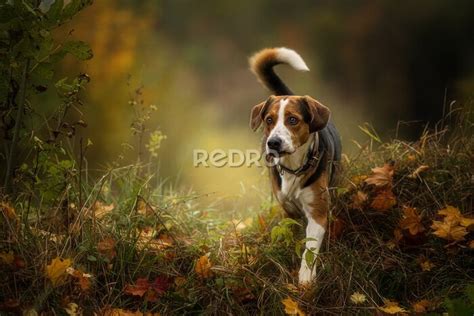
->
left=250, top=96, right=274, bottom=131
left=302, top=95, right=331, bottom=133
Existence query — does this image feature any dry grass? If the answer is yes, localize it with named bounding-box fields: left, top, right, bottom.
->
left=0, top=108, right=473, bottom=315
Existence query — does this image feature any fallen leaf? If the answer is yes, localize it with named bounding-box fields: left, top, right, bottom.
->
left=408, top=165, right=429, bottom=178
left=350, top=291, right=367, bottom=304
left=136, top=228, right=174, bottom=252
left=406, top=154, right=416, bottom=162
left=64, top=302, right=82, bottom=316
left=365, top=163, right=394, bottom=188
left=0, top=251, right=14, bottom=265
left=431, top=219, right=468, bottom=241
left=371, top=189, right=396, bottom=211
left=92, top=201, right=114, bottom=219
left=174, top=276, right=186, bottom=288
left=399, top=207, right=425, bottom=235
left=195, top=254, right=213, bottom=279
left=419, top=258, right=435, bottom=271
left=412, top=299, right=431, bottom=313
left=351, top=191, right=368, bottom=209
left=351, top=175, right=368, bottom=186
left=151, top=276, right=171, bottom=295
left=124, top=278, right=150, bottom=297
left=281, top=297, right=306, bottom=316
left=329, top=217, right=345, bottom=240
left=67, top=267, right=92, bottom=291
left=0, top=202, right=18, bottom=221
left=97, top=237, right=117, bottom=260
left=378, top=299, right=407, bottom=314
left=45, top=257, right=72, bottom=287
left=102, top=308, right=152, bottom=316
left=437, top=205, right=474, bottom=227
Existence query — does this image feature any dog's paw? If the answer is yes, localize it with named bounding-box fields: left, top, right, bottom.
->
left=298, top=264, right=315, bottom=287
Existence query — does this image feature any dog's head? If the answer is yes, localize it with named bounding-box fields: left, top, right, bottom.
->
left=250, top=95, right=330, bottom=156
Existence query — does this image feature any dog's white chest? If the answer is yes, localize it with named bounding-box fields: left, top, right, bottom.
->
left=276, top=173, right=314, bottom=217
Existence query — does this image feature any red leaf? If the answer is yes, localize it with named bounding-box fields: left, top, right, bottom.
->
left=151, top=276, right=171, bottom=295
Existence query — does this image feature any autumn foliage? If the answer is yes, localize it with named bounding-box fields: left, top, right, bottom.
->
left=1, top=114, right=472, bottom=315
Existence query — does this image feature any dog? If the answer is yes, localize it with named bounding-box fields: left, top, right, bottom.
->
left=249, top=47, right=341, bottom=285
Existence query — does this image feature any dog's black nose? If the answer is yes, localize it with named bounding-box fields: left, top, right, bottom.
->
left=267, top=137, right=282, bottom=151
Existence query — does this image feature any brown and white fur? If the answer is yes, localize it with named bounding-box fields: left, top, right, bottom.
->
left=249, top=47, right=341, bottom=286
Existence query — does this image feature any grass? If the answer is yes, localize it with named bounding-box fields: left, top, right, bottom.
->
left=1, top=108, right=473, bottom=315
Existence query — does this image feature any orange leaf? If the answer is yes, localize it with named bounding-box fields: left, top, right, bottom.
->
left=378, top=299, right=407, bottom=314
left=281, top=297, right=306, bottom=316
left=329, top=217, right=345, bottom=240
left=92, top=201, right=114, bottom=219
left=431, top=219, right=468, bottom=241
left=97, top=237, right=117, bottom=260
left=364, top=163, right=394, bottom=188
left=258, top=214, right=267, bottom=232
left=195, top=254, right=212, bottom=279
left=412, top=299, right=431, bottom=313
left=437, top=205, right=474, bottom=228
left=399, top=207, right=425, bottom=235
left=45, top=257, right=72, bottom=287
left=124, top=278, right=150, bottom=297
left=371, top=189, right=396, bottom=211
left=0, top=202, right=18, bottom=221
left=351, top=191, right=368, bottom=209
left=68, top=268, right=92, bottom=291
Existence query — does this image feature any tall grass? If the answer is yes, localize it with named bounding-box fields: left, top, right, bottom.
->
left=1, top=106, right=473, bottom=315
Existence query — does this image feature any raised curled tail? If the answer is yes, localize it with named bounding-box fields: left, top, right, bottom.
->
left=249, top=47, right=309, bottom=95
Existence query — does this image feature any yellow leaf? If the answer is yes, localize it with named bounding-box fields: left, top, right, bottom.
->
left=431, top=219, right=468, bottom=241
left=195, top=254, right=212, bottom=279
left=379, top=299, right=407, bottom=314
left=399, top=207, right=425, bottom=235
left=281, top=297, right=306, bottom=316
left=45, top=257, right=72, bottom=287
left=364, top=163, right=394, bottom=188
left=64, top=303, right=82, bottom=316
left=371, top=189, right=396, bottom=211
left=350, top=291, right=367, bottom=304
left=419, top=258, right=435, bottom=272
left=0, top=251, right=14, bottom=265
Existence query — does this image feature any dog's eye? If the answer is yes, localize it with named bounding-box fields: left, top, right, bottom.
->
left=265, top=117, right=273, bottom=124
left=288, top=116, right=299, bottom=125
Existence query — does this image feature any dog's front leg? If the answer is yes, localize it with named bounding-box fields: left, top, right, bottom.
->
left=298, top=217, right=326, bottom=285
left=298, top=185, right=329, bottom=286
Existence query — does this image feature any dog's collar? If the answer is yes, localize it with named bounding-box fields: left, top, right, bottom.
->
left=276, top=133, right=321, bottom=177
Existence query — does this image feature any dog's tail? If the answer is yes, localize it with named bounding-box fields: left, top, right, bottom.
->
left=249, top=47, right=309, bottom=95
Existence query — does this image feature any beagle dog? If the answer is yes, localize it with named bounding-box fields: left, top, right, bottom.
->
left=249, top=47, right=341, bottom=285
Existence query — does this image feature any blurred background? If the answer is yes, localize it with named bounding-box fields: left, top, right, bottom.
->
left=37, top=0, right=474, bottom=207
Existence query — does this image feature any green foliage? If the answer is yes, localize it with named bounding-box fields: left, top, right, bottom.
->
left=0, top=0, right=92, bottom=194
left=271, top=218, right=300, bottom=246
left=444, top=284, right=474, bottom=316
